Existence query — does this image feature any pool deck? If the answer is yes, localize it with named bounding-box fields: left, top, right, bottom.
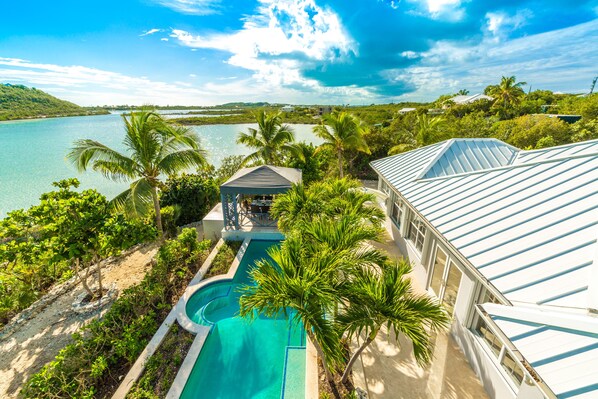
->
left=350, top=232, right=489, bottom=399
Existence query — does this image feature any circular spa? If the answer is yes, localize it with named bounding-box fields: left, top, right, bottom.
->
left=180, top=240, right=306, bottom=399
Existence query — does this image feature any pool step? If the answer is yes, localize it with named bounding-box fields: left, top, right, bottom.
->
left=281, top=347, right=306, bottom=399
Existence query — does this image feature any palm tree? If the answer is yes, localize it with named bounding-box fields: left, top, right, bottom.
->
left=237, top=110, right=301, bottom=166
left=485, top=76, right=527, bottom=110
left=239, top=215, right=388, bottom=382
left=270, top=178, right=384, bottom=233
left=68, top=110, right=207, bottom=235
left=338, top=260, right=450, bottom=383
left=457, top=89, right=470, bottom=95
left=389, top=114, right=446, bottom=155
left=313, top=111, right=370, bottom=178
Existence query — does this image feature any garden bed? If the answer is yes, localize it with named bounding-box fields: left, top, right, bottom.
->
left=203, top=240, right=243, bottom=279
left=126, top=322, right=195, bottom=399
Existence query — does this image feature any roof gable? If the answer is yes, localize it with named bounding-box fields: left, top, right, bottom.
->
left=220, top=165, right=302, bottom=194
left=420, top=139, right=519, bottom=179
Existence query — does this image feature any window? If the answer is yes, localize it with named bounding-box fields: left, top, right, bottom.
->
left=391, top=198, right=404, bottom=228
left=501, top=350, right=525, bottom=386
left=430, top=248, right=447, bottom=295
left=379, top=179, right=391, bottom=195
left=473, top=315, right=502, bottom=357
left=442, top=261, right=462, bottom=315
left=472, top=310, right=526, bottom=390
left=408, top=216, right=426, bottom=252
left=429, top=247, right=462, bottom=316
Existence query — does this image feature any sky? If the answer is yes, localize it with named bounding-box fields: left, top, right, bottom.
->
left=0, top=0, right=597, bottom=106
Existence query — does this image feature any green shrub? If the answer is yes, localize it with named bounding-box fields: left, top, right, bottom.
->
left=160, top=205, right=181, bottom=238
left=22, top=230, right=212, bottom=399
left=160, top=174, right=219, bottom=225
left=204, top=240, right=242, bottom=279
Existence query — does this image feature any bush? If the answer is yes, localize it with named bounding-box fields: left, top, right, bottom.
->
left=22, top=229, right=212, bottom=399
left=160, top=174, right=219, bottom=225
left=160, top=205, right=181, bottom=238
left=493, top=114, right=572, bottom=149
left=204, top=240, right=243, bottom=279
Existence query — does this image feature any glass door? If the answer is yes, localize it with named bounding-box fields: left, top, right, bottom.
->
left=430, top=246, right=447, bottom=296
left=429, top=245, right=463, bottom=316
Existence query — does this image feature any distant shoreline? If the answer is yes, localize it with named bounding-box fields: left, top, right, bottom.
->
left=0, top=111, right=110, bottom=123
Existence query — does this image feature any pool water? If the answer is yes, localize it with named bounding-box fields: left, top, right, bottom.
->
left=181, top=240, right=306, bottom=399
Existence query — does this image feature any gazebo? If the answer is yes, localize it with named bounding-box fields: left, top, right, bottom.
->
left=220, top=165, right=302, bottom=230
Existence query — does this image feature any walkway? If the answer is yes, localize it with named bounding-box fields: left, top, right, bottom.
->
left=351, top=231, right=489, bottom=399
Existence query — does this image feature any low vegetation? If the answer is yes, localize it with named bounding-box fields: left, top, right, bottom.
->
left=0, top=179, right=155, bottom=326
left=21, top=229, right=212, bottom=399
left=0, top=84, right=108, bottom=121
left=203, top=240, right=242, bottom=279
left=126, top=323, right=195, bottom=399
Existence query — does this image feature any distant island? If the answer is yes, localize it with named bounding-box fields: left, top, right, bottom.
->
left=0, top=84, right=109, bottom=121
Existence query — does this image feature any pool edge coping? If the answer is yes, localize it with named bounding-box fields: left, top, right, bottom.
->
left=167, top=237, right=252, bottom=399
left=175, top=237, right=251, bottom=334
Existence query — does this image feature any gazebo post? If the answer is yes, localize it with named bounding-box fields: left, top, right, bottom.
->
left=221, top=192, right=229, bottom=229
left=232, top=194, right=240, bottom=229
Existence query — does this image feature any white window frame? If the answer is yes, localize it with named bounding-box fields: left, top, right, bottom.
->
left=407, top=214, right=427, bottom=253
left=427, top=244, right=463, bottom=316
left=390, top=195, right=405, bottom=230
left=470, top=306, right=527, bottom=393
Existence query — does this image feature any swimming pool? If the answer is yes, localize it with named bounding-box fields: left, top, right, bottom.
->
left=180, top=240, right=306, bottom=399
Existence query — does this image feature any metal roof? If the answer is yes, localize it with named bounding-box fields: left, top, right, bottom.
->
left=371, top=138, right=598, bottom=399
left=451, top=93, right=494, bottom=104
left=482, top=304, right=598, bottom=399
left=371, top=138, right=598, bottom=310
left=514, top=141, right=598, bottom=165
left=419, top=139, right=518, bottom=179
left=220, top=165, right=302, bottom=194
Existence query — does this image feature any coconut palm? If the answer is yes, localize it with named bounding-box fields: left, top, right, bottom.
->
left=337, top=260, right=450, bottom=383
left=68, top=110, right=207, bottom=235
left=237, top=110, right=301, bottom=166
left=239, top=215, right=388, bottom=382
left=313, top=111, right=370, bottom=178
left=485, top=75, right=527, bottom=110
left=270, top=178, right=384, bottom=233
left=389, top=114, right=446, bottom=155
left=457, top=89, right=470, bottom=95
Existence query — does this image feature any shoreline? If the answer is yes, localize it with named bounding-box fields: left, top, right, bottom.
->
left=0, top=111, right=110, bottom=123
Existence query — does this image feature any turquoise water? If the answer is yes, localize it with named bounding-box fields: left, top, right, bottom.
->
left=182, top=240, right=306, bottom=399
left=0, top=113, right=319, bottom=216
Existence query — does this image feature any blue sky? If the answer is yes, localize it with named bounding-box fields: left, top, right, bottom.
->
left=1, top=0, right=597, bottom=105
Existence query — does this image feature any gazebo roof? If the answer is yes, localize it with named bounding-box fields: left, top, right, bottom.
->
left=220, top=165, right=302, bottom=194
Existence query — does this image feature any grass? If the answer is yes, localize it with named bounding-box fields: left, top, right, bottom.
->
left=126, top=323, right=195, bottom=399
left=203, top=240, right=243, bottom=279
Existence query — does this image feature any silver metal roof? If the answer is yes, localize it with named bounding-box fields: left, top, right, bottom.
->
left=482, top=304, right=598, bottom=399
left=371, top=138, right=598, bottom=399
left=371, top=138, right=598, bottom=309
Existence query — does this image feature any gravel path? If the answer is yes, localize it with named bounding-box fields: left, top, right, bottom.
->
left=0, top=244, right=158, bottom=398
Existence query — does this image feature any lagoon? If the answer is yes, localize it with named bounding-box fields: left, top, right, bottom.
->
left=0, top=113, right=320, bottom=217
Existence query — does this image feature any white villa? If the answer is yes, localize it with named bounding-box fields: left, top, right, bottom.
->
left=450, top=93, right=494, bottom=105
left=370, top=138, right=598, bottom=399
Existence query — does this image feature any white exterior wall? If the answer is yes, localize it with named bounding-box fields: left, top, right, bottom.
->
left=380, top=178, right=531, bottom=399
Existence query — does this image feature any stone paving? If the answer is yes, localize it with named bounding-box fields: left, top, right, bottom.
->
left=351, top=231, right=490, bottom=399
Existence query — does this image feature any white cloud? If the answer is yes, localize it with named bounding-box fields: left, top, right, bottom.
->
left=151, top=0, right=221, bottom=15
left=407, top=0, right=465, bottom=21
left=169, top=0, right=357, bottom=93
left=0, top=57, right=376, bottom=106
left=387, top=19, right=598, bottom=101
left=485, top=9, right=533, bottom=41
left=140, top=28, right=162, bottom=36
left=160, top=38, right=169, bottom=41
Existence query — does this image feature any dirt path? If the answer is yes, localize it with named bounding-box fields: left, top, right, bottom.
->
left=0, top=244, right=158, bottom=398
